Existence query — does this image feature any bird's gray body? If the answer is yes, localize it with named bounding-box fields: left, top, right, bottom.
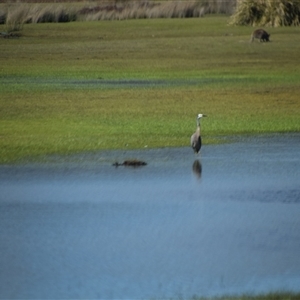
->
left=191, top=126, right=202, bottom=153
left=191, top=114, right=206, bottom=154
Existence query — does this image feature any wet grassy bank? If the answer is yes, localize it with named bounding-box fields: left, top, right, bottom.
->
left=0, top=16, right=300, bottom=163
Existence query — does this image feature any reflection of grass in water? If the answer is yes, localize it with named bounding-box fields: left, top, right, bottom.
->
left=0, top=17, right=300, bottom=163
left=209, top=293, right=300, bottom=300
left=190, top=293, right=300, bottom=300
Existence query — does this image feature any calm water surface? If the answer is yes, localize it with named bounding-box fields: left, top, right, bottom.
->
left=0, top=134, right=300, bottom=299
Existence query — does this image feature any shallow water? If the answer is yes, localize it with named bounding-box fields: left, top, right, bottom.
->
left=0, top=134, right=300, bottom=299
left=0, top=77, right=255, bottom=92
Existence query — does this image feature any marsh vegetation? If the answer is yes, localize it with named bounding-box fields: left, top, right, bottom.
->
left=0, top=3, right=300, bottom=298
left=1, top=0, right=300, bottom=33
left=0, top=0, right=235, bottom=32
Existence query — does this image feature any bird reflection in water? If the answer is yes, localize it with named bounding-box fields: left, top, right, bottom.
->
left=192, top=159, right=202, bottom=179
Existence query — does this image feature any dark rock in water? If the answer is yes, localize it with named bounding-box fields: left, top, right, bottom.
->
left=113, top=159, right=147, bottom=167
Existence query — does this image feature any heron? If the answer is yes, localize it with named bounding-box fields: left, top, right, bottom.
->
left=191, top=113, right=207, bottom=154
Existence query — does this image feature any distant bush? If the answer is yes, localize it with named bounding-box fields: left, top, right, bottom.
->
left=4, top=4, right=29, bottom=32
left=230, top=0, right=300, bottom=27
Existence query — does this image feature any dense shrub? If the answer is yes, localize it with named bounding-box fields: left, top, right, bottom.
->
left=230, top=0, right=300, bottom=26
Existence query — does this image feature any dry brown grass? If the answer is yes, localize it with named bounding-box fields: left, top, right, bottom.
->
left=230, top=0, right=300, bottom=27
left=0, top=0, right=236, bottom=26
left=80, top=1, right=206, bottom=21
left=4, top=3, right=29, bottom=32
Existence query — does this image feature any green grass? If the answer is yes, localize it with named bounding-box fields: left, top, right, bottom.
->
left=1, top=16, right=300, bottom=163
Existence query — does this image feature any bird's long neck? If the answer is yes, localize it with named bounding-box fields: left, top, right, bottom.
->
left=196, top=119, right=201, bottom=134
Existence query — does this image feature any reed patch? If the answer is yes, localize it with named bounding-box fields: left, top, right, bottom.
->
left=0, top=0, right=235, bottom=28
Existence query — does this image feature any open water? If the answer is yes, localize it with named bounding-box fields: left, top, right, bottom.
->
left=0, top=134, right=300, bottom=299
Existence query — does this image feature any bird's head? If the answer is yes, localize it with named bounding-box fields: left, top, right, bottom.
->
left=197, top=113, right=207, bottom=119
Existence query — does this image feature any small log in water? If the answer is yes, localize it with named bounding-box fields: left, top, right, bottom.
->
left=112, top=159, right=147, bottom=167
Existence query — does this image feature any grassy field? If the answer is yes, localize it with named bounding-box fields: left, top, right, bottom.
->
left=0, top=15, right=300, bottom=163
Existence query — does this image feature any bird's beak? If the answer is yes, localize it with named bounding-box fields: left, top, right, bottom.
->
left=203, top=114, right=208, bottom=117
